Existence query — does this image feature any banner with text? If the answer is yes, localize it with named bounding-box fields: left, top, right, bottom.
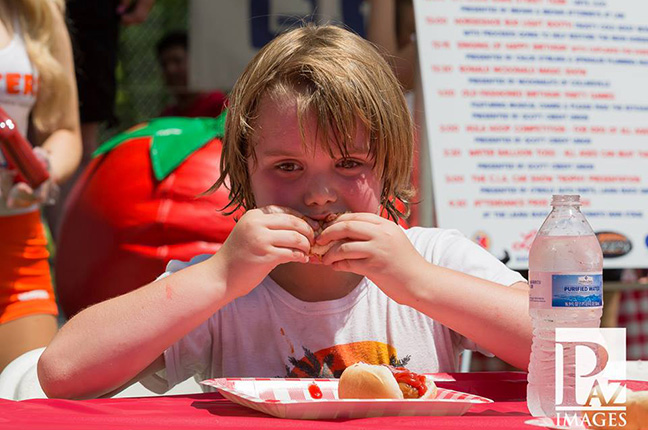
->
left=414, top=0, right=648, bottom=269
left=189, top=0, right=366, bottom=91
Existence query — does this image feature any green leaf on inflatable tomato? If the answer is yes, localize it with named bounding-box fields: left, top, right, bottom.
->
left=93, top=111, right=226, bottom=181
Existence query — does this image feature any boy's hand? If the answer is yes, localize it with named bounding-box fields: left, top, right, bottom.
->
left=213, top=206, right=317, bottom=298
left=317, top=212, right=428, bottom=304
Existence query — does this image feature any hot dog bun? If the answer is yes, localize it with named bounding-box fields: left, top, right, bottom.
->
left=626, top=390, right=648, bottom=430
left=308, top=213, right=343, bottom=259
left=309, top=241, right=336, bottom=258
left=338, top=362, right=404, bottom=399
left=338, top=362, right=437, bottom=400
left=585, top=389, right=648, bottom=430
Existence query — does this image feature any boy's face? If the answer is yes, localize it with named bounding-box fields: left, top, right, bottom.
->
left=248, top=95, right=383, bottom=220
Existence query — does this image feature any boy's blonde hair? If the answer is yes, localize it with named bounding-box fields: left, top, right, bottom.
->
left=212, top=24, right=414, bottom=221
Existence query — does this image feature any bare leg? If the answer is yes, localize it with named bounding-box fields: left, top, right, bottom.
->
left=0, top=314, right=58, bottom=372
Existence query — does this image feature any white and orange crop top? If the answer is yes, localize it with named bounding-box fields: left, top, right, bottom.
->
left=0, top=18, right=38, bottom=138
left=0, top=17, right=39, bottom=214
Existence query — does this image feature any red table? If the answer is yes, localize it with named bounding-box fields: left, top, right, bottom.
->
left=0, top=373, right=645, bottom=430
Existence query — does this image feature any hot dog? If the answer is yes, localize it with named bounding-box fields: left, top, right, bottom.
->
left=338, top=362, right=437, bottom=400
left=309, top=213, right=342, bottom=259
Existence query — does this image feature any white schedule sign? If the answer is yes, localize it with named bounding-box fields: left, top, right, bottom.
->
left=414, top=0, right=648, bottom=269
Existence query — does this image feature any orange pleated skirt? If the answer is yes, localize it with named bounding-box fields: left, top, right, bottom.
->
left=0, top=210, right=58, bottom=324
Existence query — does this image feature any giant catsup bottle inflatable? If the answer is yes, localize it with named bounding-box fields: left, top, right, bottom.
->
left=56, top=114, right=238, bottom=317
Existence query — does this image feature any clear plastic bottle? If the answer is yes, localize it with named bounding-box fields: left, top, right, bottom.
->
left=527, top=195, right=603, bottom=417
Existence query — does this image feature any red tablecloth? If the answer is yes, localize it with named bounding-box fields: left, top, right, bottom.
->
left=619, top=289, right=648, bottom=360
left=1, top=372, right=645, bottom=430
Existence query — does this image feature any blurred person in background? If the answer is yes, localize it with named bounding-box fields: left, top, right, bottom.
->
left=46, top=0, right=155, bottom=237
left=366, top=0, right=424, bottom=227
left=67, top=0, right=155, bottom=164
left=157, top=30, right=227, bottom=118
left=0, top=0, right=81, bottom=371
left=366, top=0, right=417, bottom=98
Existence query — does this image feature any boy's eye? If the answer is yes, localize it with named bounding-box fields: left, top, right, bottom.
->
left=276, top=162, right=301, bottom=172
left=337, top=158, right=362, bottom=169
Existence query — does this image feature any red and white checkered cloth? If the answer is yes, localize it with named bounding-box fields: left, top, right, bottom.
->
left=618, top=289, right=648, bottom=360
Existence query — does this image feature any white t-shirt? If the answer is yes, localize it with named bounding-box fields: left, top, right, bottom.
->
left=142, top=227, right=526, bottom=393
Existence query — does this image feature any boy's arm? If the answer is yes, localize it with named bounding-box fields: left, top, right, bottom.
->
left=99, top=355, right=165, bottom=399
left=37, top=257, right=234, bottom=400
left=319, top=215, right=533, bottom=370
left=38, top=207, right=316, bottom=399
left=400, top=266, right=532, bottom=371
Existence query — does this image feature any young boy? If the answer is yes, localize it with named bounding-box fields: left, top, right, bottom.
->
left=38, top=24, right=532, bottom=399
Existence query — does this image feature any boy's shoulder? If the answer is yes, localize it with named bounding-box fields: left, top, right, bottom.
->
left=403, top=226, right=468, bottom=249
left=403, top=226, right=493, bottom=266
left=404, top=226, right=525, bottom=286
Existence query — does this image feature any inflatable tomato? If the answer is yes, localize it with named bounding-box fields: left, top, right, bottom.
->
left=56, top=115, right=238, bottom=318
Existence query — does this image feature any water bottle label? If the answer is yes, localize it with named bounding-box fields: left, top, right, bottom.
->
left=529, top=272, right=603, bottom=309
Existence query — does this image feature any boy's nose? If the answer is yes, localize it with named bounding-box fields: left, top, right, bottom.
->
left=303, top=177, right=337, bottom=207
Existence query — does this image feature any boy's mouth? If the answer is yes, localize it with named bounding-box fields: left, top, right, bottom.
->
left=307, top=213, right=342, bottom=223
left=307, top=213, right=344, bottom=261
left=305, top=213, right=343, bottom=234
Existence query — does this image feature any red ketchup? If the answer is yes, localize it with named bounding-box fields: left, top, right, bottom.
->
left=389, top=366, right=427, bottom=398
left=0, top=106, right=50, bottom=188
left=308, top=383, right=323, bottom=399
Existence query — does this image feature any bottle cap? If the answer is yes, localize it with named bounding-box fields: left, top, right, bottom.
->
left=551, top=194, right=580, bottom=206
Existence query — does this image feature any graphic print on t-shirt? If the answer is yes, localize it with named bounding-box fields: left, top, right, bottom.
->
left=0, top=73, right=37, bottom=96
left=283, top=341, right=411, bottom=378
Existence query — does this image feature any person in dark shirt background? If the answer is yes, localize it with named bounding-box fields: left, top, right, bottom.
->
left=157, top=31, right=227, bottom=118
left=45, top=0, right=155, bottom=239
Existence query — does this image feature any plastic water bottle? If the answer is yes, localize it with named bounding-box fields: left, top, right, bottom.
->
left=527, top=195, right=603, bottom=417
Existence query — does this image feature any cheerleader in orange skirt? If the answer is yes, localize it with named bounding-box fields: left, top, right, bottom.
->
left=0, top=0, right=81, bottom=371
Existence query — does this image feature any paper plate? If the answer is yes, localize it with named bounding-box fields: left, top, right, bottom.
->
left=201, top=377, right=493, bottom=419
